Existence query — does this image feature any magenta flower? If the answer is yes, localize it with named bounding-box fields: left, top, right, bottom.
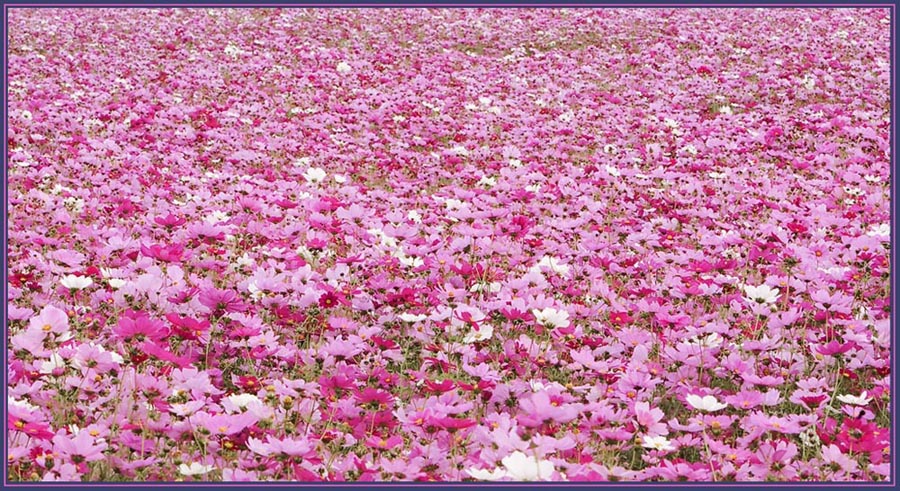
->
left=364, top=435, right=404, bottom=450
left=112, top=310, right=168, bottom=342
left=153, top=213, right=186, bottom=228
left=140, top=243, right=188, bottom=263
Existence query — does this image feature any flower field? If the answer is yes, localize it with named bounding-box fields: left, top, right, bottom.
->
left=5, top=8, right=892, bottom=482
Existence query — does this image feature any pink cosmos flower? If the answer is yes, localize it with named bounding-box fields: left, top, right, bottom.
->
left=517, top=391, right=580, bottom=427
left=247, top=435, right=314, bottom=458
left=199, top=288, right=249, bottom=313
left=52, top=431, right=108, bottom=463
left=28, top=305, right=69, bottom=335
left=633, top=401, right=668, bottom=437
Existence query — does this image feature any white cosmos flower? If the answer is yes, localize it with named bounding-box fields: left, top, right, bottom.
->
left=107, top=278, right=127, bottom=289
left=225, top=393, right=262, bottom=411
left=605, top=165, right=621, bottom=177
left=60, top=275, right=93, bottom=290
left=235, top=253, right=254, bottom=268
left=444, top=198, right=465, bottom=211
left=293, top=157, right=311, bottom=167
left=179, top=462, right=214, bottom=476
left=223, top=45, right=241, bottom=57
left=641, top=435, right=676, bottom=452
left=396, top=253, right=424, bottom=268
left=463, top=324, right=494, bottom=344
left=535, top=256, right=569, bottom=275
left=867, top=224, right=890, bottom=238
left=531, top=307, right=570, bottom=328
left=802, top=75, right=816, bottom=90
left=686, top=394, right=728, bottom=412
left=468, top=452, right=556, bottom=481
left=248, top=282, right=264, bottom=301
left=8, top=396, right=40, bottom=412
left=843, top=186, right=864, bottom=197
left=336, top=61, right=352, bottom=74
left=450, top=145, right=469, bottom=157
left=333, top=174, right=347, bottom=183
left=205, top=210, right=230, bottom=224
left=470, top=282, right=501, bottom=293
left=303, top=167, right=327, bottom=184
left=836, top=392, right=872, bottom=406
left=477, top=176, right=496, bottom=187
left=63, top=197, right=84, bottom=213
left=407, top=210, right=422, bottom=223
left=687, top=333, right=723, bottom=349
left=38, top=353, right=66, bottom=374
left=398, top=313, right=427, bottom=323
left=466, top=467, right=508, bottom=481
left=708, top=171, right=728, bottom=180
left=501, top=452, right=556, bottom=481
left=509, top=158, right=523, bottom=168
left=743, top=284, right=780, bottom=304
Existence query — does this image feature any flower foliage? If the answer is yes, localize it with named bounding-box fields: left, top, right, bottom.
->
left=6, top=7, right=891, bottom=482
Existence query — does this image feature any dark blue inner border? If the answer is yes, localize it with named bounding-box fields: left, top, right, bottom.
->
left=2, top=2, right=897, bottom=490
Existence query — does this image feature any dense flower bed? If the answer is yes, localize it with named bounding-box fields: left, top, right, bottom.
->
left=6, top=8, right=892, bottom=482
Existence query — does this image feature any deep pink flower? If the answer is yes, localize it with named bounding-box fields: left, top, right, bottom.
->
left=153, top=213, right=186, bottom=228
left=113, top=310, right=168, bottom=342
left=364, top=435, right=404, bottom=450
left=140, top=243, right=188, bottom=263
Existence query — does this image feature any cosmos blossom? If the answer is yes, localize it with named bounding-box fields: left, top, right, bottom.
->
left=60, top=275, right=93, bottom=290
left=5, top=7, right=889, bottom=484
